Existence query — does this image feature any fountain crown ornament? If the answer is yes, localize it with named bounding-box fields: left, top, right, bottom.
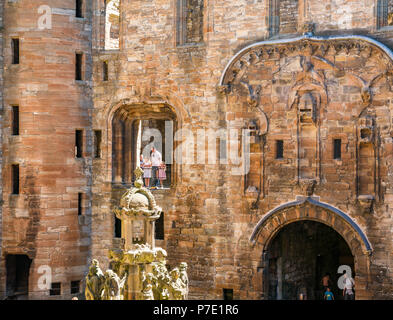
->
left=116, top=167, right=162, bottom=219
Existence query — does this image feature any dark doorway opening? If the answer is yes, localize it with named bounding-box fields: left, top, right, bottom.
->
left=265, top=220, right=354, bottom=300
left=6, top=254, right=32, bottom=300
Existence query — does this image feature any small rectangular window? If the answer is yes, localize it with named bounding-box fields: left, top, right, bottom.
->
left=276, top=140, right=284, bottom=159
left=94, top=130, right=102, bottom=158
left=12, top=39, right=19, bottom=64
left=12, top=106, right=19, bottom=136
left=50, top=282, right=61, bottom=296
left=223, top=288, right=233, bottom=300
left=12, top=164, right=19, bottom=195
left=76, top=0, right=83, bottom=18
left=103, top=61, right=108, bottom=81
left=155, top=212, right=164, bottom=240
left=70, top=280, right=80, bottom=294
left=75, top=53, right=83, bottom=81
left=75, top=130, right=83, bottom=158
left=334, top=139, right=341, bottom=160
left=78, top=193, right=83, bottom=216
left=114, top=215, right=122, bottom=238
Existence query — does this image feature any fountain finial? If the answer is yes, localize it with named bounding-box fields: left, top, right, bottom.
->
left=134, top=166, right=144, bottom=189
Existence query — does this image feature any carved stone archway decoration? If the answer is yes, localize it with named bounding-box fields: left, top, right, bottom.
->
left=219, top=34, right=393, bottom=200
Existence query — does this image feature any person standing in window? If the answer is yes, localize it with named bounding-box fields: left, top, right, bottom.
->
left=158, top=161, right=167, bottom=189
left=150, top=147, right=162, bottom=189
left=142, top=157, right=152, bottom=188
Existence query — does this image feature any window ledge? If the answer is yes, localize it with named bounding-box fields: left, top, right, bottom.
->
left=176, top=42, right=206, bottom=49
left=377, top=25, right=393, bottom=32
left=101, top=49, right=120, bottom=53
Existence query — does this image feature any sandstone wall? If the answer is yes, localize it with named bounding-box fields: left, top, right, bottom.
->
left=89, top=0, right=393, bottom=300
left=1, top=0, right=393, bottom=300
left=0, top=0, right=93, bottom=299
left=0, top=0, right=4, bottom=294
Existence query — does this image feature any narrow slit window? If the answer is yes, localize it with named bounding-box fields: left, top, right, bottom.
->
left=103, top=61, right=109, bottom=81
left=78, top=193, right=83, bottom=216
left=76, top=0, right=83, bottom=18
left=75, top=53, right=83, bottom=81
left=223, top=288, right=233, bottom=300
left=155, top=212, right=164, bottom=240
left=12, top=164, right=19, bottom=195
left=70, top=280, right=80, bottom=294
left=12, top=39, right=20, bottom=64
left=114, top=215, right=122, bottom=238
left=50, top=282, right=61, bottom=296
left=75, top=130, right=83, bottom=158
left=12, top=106, right=19, bottom=136
left=334, top=139, right=341, bottom=160
left=94, top=130, right=102, bottom=158
left=276, top=140, right=284, bottom=159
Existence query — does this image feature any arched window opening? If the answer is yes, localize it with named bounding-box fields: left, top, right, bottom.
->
left=105, top=0, right=120, bottom=50
left=111, top=104, right=177, bottom=189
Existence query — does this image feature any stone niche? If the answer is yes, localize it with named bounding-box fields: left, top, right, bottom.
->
left=357, top=114, right=376, bottom=213
left=220, top=35, right=392, bottom=203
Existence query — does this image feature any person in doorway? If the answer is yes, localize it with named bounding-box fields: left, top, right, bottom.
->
left=324, top=287, right=334, bottom=300
left=321, top=273, right=332, bottom=293
left=158, top=161, right=167, bottom=189
left=343, top=272, right=355, bottom=300
left=142, top=157, right=152, bottom=188
left=150, top=146, right=162, bottom=189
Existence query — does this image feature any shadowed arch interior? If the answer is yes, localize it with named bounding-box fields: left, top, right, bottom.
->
left=265, top=220, right=354, bottom=300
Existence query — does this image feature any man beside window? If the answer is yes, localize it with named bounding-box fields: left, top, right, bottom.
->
left=150, top=146, right=162, bottom=189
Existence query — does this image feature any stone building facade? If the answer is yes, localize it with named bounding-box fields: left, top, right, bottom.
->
left=0, top=0, right=393, bottom=300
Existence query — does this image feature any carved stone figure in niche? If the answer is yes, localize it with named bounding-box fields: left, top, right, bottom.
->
left=361, top=87, right=372, bottom=106
left=141, top=272, right=155, bottom=300
left=179, top=262, right=189, bottom=299
left=358, top=113, right=376, bottom=205
left=102, top=269, right=127, bottom=300
left=85, top=259, right=105, bottom=300
left=359, top=116, right=375, bottom=144
left=298, top=92, right=317, bottom=124
left=299, top=178, right=316, bottom=196
left=152, top=261, right=171, bottom=300
left=302, top=22, right=315, bottom=35
left=169, top=268, right=187, bottom=300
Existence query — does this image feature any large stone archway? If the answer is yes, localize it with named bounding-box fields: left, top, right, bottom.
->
left=250, top=197, right=373, bottom=299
